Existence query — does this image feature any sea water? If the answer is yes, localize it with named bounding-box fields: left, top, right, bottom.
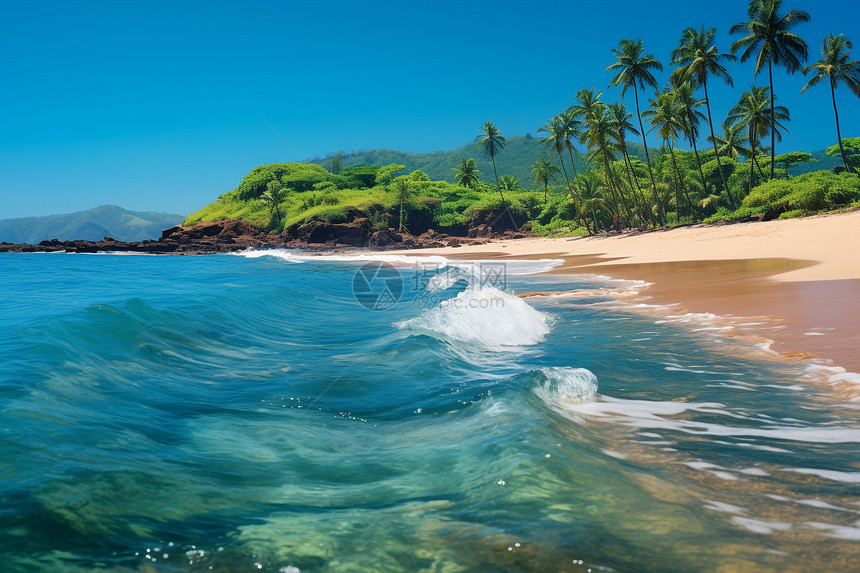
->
left=0, top=252, right=858, bottom=573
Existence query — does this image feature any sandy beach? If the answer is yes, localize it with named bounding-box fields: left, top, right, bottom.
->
left=393, top=210, right=860, bottom=373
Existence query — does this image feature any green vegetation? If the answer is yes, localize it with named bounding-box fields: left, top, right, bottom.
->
left=189, top=1, right=857, bottom=239
left=185, top=162, right=553, bottom=236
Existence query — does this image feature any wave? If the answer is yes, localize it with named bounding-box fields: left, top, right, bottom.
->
left=532, top=367, right=599, bottom=406
left=396, top=284, right=552, bottom=351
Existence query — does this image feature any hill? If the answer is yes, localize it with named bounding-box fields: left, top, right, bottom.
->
left=0, top=205, right=185, bottom=244
left=311, top=138, right=839, bottom=182
left=307, top=135, right=591, bottom=189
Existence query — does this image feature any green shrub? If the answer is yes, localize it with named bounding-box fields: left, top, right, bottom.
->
left=778, top=209, right=804, bottom=220
left=742, top=171, right=860, bottom=215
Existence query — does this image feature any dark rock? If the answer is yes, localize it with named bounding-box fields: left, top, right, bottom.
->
left=161, top=225, right=183, bottom=239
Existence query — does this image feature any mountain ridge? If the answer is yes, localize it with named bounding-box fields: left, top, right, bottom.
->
left=0, top=205, right=185, bottom=244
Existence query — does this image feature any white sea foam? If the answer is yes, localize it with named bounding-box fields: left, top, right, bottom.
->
left=731, top=516, right=793, bottom=535
left=784, top=468, right=860, bottom=483
left=238, top=249, right=564, bottom=276
left=804, top=521, right=860, bottom=540
left=557, top=396, right=860, bottom=444
left=237, top=249, right=449, bottom=267
left=533, top=367, right=599, bottom=406
left=395, top=285, right=552, bottom=350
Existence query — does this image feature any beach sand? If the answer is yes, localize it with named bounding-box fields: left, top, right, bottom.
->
left=392, top=210, right=860, bottom=373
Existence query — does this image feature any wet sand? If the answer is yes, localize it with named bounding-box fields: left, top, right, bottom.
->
left=391, top=211, right=860, bottom=373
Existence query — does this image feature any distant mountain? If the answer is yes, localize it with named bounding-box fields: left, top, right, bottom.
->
left=0, top=205, right=185, bottom=244
left=307, top=135, right=591, bottom=189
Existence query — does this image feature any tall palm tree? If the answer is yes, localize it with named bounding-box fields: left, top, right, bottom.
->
left=607, top=101, right=652, bottom=225
left=607, top=38, right=665, bottom=224
left=727, top=86, right=790, bottom=192
left=671, top=25, right=738, bottom=206
left=576, top=169, right=608, bottom=234
left=581, top=103, right=634, bottom=227
left=538, top=116, right=575, bottom=195
left=532, top=154, right=561, bottom=204
left=452, top=158, right=481, bottom=188
left=569, top=87, right=603, bottom=122
left=476, top=121, right=518, bottom=229
left=642, top=89, right=695, bottom=218
left=730, top=0, right=810, bottom=180
left=801, top=33, right=860, bottom=174
left=708, top=120, right=752, bottom=161
left=671, top=80, right=710, bottom=196
left=559, top=109, right=584, bottom=182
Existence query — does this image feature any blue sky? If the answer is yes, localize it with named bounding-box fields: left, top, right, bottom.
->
left=1, top=0, right=857, bottom=218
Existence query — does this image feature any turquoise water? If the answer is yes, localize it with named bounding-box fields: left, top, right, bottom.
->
left=1, top=251, right=858, bottom=573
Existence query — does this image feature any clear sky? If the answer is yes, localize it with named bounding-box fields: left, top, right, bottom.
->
left=1, top=0, right=857, bottom=218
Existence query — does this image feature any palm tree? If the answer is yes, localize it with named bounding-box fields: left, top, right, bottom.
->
left=581, top=103, right=634, bottom=227
left=569, top=87, right=603, bottom=121
left=532, top=154, right=561, bottom=204
left=801, top=34, right=860, bottom=174
left=559, top=110, right=584, bottom=182
left=607, top=101, right=653, bottom=226
left=642, top=89, right=695, bottom=219
left=261, top=181, right=287, bottom=228
left=452, top=158, right=481, bottom=188
left=499, top=175, right=522, bottom=193
left=671, top=25, right=738, bottom=206
left=476, top=121, right=518, bottom=229
left=727, top=86, right=790, bottom=192
left=576, top=169, right=608, bottom=234
left=607, top=38, right=665, bottom=224
left=538, top=116, right=575, bottom=195
left=730, top=0, right=810, bottom=180
left=671, top=81, right=710, bottom=196
left=708, top=120, right=752, bottom=161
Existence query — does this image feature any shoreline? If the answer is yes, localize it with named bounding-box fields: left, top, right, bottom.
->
left=388, top=211, right=860, bottom=374
left=4, top=211, right=858, bottom=372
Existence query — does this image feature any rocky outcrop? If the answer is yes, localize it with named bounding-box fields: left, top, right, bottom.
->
left=0, top=210, right=525, bottom=255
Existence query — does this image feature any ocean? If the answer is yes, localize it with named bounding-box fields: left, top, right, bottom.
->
left=1, top=251, right=858, bottom=572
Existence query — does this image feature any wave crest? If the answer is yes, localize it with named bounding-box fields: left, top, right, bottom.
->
left=396, top=285, right=551, bottom=350
left=534, top=367, right=599, bottom=405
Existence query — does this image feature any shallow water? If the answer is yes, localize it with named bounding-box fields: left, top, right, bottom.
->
left=0, top=252, right=858, bottom=572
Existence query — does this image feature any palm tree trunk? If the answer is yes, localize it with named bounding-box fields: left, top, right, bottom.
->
left=768, top=60, right=776, bottom=181
left=602, top=149, right=632, bottom=228
left=399, top=182, right=405, bottom=232
left=831, top=77, right=855, bottom=174
left=556, top=150, right=585, bottom=229
left=691, top=137, right=708, bottom=198
left=753, top=153, right=766, bottom=180
left=634, top=84, right=665, bottom=224
left=669, top=141, right=694, bottom=217
left=491, top=156, right=518, bottom=230
left=622, top=146, right=651, bottom=226
left=567, top=147, right=583, bottom=194
left=556, top=149, right=572, bottom=191
left=610, top=157, right=635, bottom=227
left=704, top=80, right=735, bottom=208
left=749, top=135, right=756, bottom=193
left=544, top=180, right=548, bottom=204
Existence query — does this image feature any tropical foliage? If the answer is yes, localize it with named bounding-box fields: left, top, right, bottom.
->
left=190, top=1, right=857, bottom=239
